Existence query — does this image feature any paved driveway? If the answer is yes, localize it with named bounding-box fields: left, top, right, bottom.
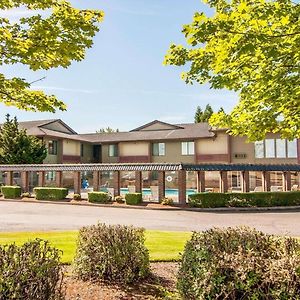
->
left=0, top=201, right=299, bottom=236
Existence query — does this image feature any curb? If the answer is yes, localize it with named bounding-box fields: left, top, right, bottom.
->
left=1, top=198, right=300, bottom=213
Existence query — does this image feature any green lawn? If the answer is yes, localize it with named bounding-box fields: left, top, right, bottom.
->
left=0, top=230, right=191, bottom=264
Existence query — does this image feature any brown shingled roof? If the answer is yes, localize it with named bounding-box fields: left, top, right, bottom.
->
left=79, top=122, right=215, bottom=143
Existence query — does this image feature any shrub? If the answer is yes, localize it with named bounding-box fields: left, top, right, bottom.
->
left=1, top=186, right=21, bottom=199
left=188, top=191, right=300, bottom=208
left=34, top=187, right=68, bottom=200
left=0, top=239, right=64, bottom=300
left=125, top=193, right=142, bottom=205
left=73, top=193, right=81, bottom=201
left=73, top=223, right=149, bottom=284
left=114, top=195, right=125, bottom=204
left=161, top=197, right=174, bottom=206
left=88, top=192, right=111, bottom=203
left=177, top=226, right=300, bottom=299
left=21, top=192, right=31, bottom=198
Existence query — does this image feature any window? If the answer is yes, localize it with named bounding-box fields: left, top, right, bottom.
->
left=48, top=140, right=58, bottom=155
left=255, top=138, right=298, bottom=159
left=108, top=144, right=118, bottom=157
left=287, top=139, right=297, bottom=158
left=276, top=139, right=286, bottom=158
left=254, top=141, right=264, bottom=158
left=265, top=139, right=275, bottom=158
left=152, top=143, right=165, bottom=156
left=181, top=141, right=195, bottom=155
left=80, top=144, right=84, bottom=157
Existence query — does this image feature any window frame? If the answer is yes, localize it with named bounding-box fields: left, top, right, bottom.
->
left=108, top=144, right=118, bottom=157
left=48, top=140, right=58, bottom=155
left=152, top=142, right=165, bottom=156
left=181, top=141, right=195, bottom=155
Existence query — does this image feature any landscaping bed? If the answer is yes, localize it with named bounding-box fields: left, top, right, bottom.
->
left=63, top=262, right=179, bottom=300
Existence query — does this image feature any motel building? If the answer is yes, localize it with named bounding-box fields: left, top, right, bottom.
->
left=0, top=119, right=299, bottom=204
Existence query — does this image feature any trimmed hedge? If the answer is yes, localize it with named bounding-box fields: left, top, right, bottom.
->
left=88, top=192, right=111, bottom=203
left=73, top=223, right=149, bottom=284
left=125, top=193, right=142, bottom=205
left=34, top=187, right=68, bottom=200
left=188, top=191, right=300, bottom=208
left=0, top=239, right=64, bottom=299
left=1, top=186, right=21, bottom=199
left=177, top=227, right=300, bottom=299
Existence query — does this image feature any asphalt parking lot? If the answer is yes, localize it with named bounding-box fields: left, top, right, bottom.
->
left=0, top=201, right=299, bottom=235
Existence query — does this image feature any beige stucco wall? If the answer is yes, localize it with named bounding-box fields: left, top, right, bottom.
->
left=231, top=135, right=298, bottom=164
left=63, top=140, right=80, bottom=156
left=151, top=141, right=195, bottom=163
left=119, top=142, right=149, bottom=156
left=196, top=133, right=228, bottom=155
left=101, top=144, right=118, bottom=163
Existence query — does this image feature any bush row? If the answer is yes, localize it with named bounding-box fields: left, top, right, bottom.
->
left=177, top=226, right=300, bottom=299
left=34, top=187, right=69, bottom=200
left=188, top=191, right=300, bottom=208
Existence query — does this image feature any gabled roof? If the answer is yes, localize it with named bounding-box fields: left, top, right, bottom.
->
left=130, top=120, right=184, bottom=132
left=79, top=122, right=215, bottom=143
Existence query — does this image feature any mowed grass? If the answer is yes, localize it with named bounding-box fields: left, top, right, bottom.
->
left=0, top=230, right=191, bottom=264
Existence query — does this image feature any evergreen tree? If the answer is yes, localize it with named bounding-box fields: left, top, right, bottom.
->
left=218, top=107, right=225, bottom=114
left=194, top=106, right=203, bottom=123
left=0, top=115, right=47, bottom=164
left=202, top=104, right=214, bottom=122
left=96, top=127, right=119, bottom=133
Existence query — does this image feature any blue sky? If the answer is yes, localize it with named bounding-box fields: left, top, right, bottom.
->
left=0, top=0, right=238, bottom=133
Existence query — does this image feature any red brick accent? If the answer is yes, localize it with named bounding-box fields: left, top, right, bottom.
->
left=197, top=154, right=229, bottom=162
left=5, top=171, right=13, bottom=186
left=21, top=171, right=29, bottom=192
left=38, top=171, right=45, bottom=187
left=178, top=170, right=187, bottom=205
left=62, top=155, right=81, bottom=163
left=158, top=172, right=165, bottom=201
left=119, top=156, right=150, bottom=163
left=135, top=171, right=142, bottom=193
left=262, top=171, right=271, bottom=192
left=113, top=171, right=120, bottom=197
left=282, top=171, right=291, bottom=191
left=219, top=171, right=228, bottom=193
left=73, top=171, right=81, bottom=194
left=56, top=171, right=63, bottom=187
left=197, top=171, right=205, bottom=192
left=93, top=171, right=100, bottom=191
left=241, top=171, right=250, bottom=193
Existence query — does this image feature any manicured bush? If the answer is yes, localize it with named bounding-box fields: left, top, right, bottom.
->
left=0, top=239, right=64, bottom=300
left=73, top=223, right=149, bottom=284
left=125, top=193, right=142, bottom=205
left=34, top=187, right=68, bottom=200
left=88, top=192, right=111, bottom=203
left=177, top=227, right=300, bottom=299
left=73, top=193, right=81, bottom=201
left=188, top=191, right=300, bottom=208
left=1, top=186, right=21, bottom=199
left=114, top=195, right=125, bottom=204
left=161, top=197, right=174, bottom=206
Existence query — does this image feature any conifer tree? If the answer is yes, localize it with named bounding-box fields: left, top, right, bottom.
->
left=202, top=104, right=214, bottom=122
left=194, top=106, right=203, bottom=123
left=0, top=115, right=47, bottom=164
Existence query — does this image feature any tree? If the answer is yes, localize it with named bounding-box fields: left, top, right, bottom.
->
left=194, top=104, right=215, bottom=122
left=0, top=115, right=47, bottom=164
left=194, top=106, right=203, bottom=123
left=164, top=0, right=300, bottom=141
left=0, top=1, right=104, bottom=112
left=96, top=127, right=119, bottom=133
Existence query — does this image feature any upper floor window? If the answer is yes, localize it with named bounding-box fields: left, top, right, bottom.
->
left=108, top=144, right=118, bottom=157
left=80, top=144, right=84, bottom=157
left=48, top=140, right=58, bottom=155
left=152, top=143, right=165, bottom=156
left=254, top=139, right=297, bottom=159
left=181, top=141, right=194, bottom=155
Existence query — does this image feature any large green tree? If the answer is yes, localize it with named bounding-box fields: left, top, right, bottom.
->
left=165, top=0, right=300, bottom=141
left=0, top=115, right=47, bottom=164
left=0, top=0, right=103, bottom=112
